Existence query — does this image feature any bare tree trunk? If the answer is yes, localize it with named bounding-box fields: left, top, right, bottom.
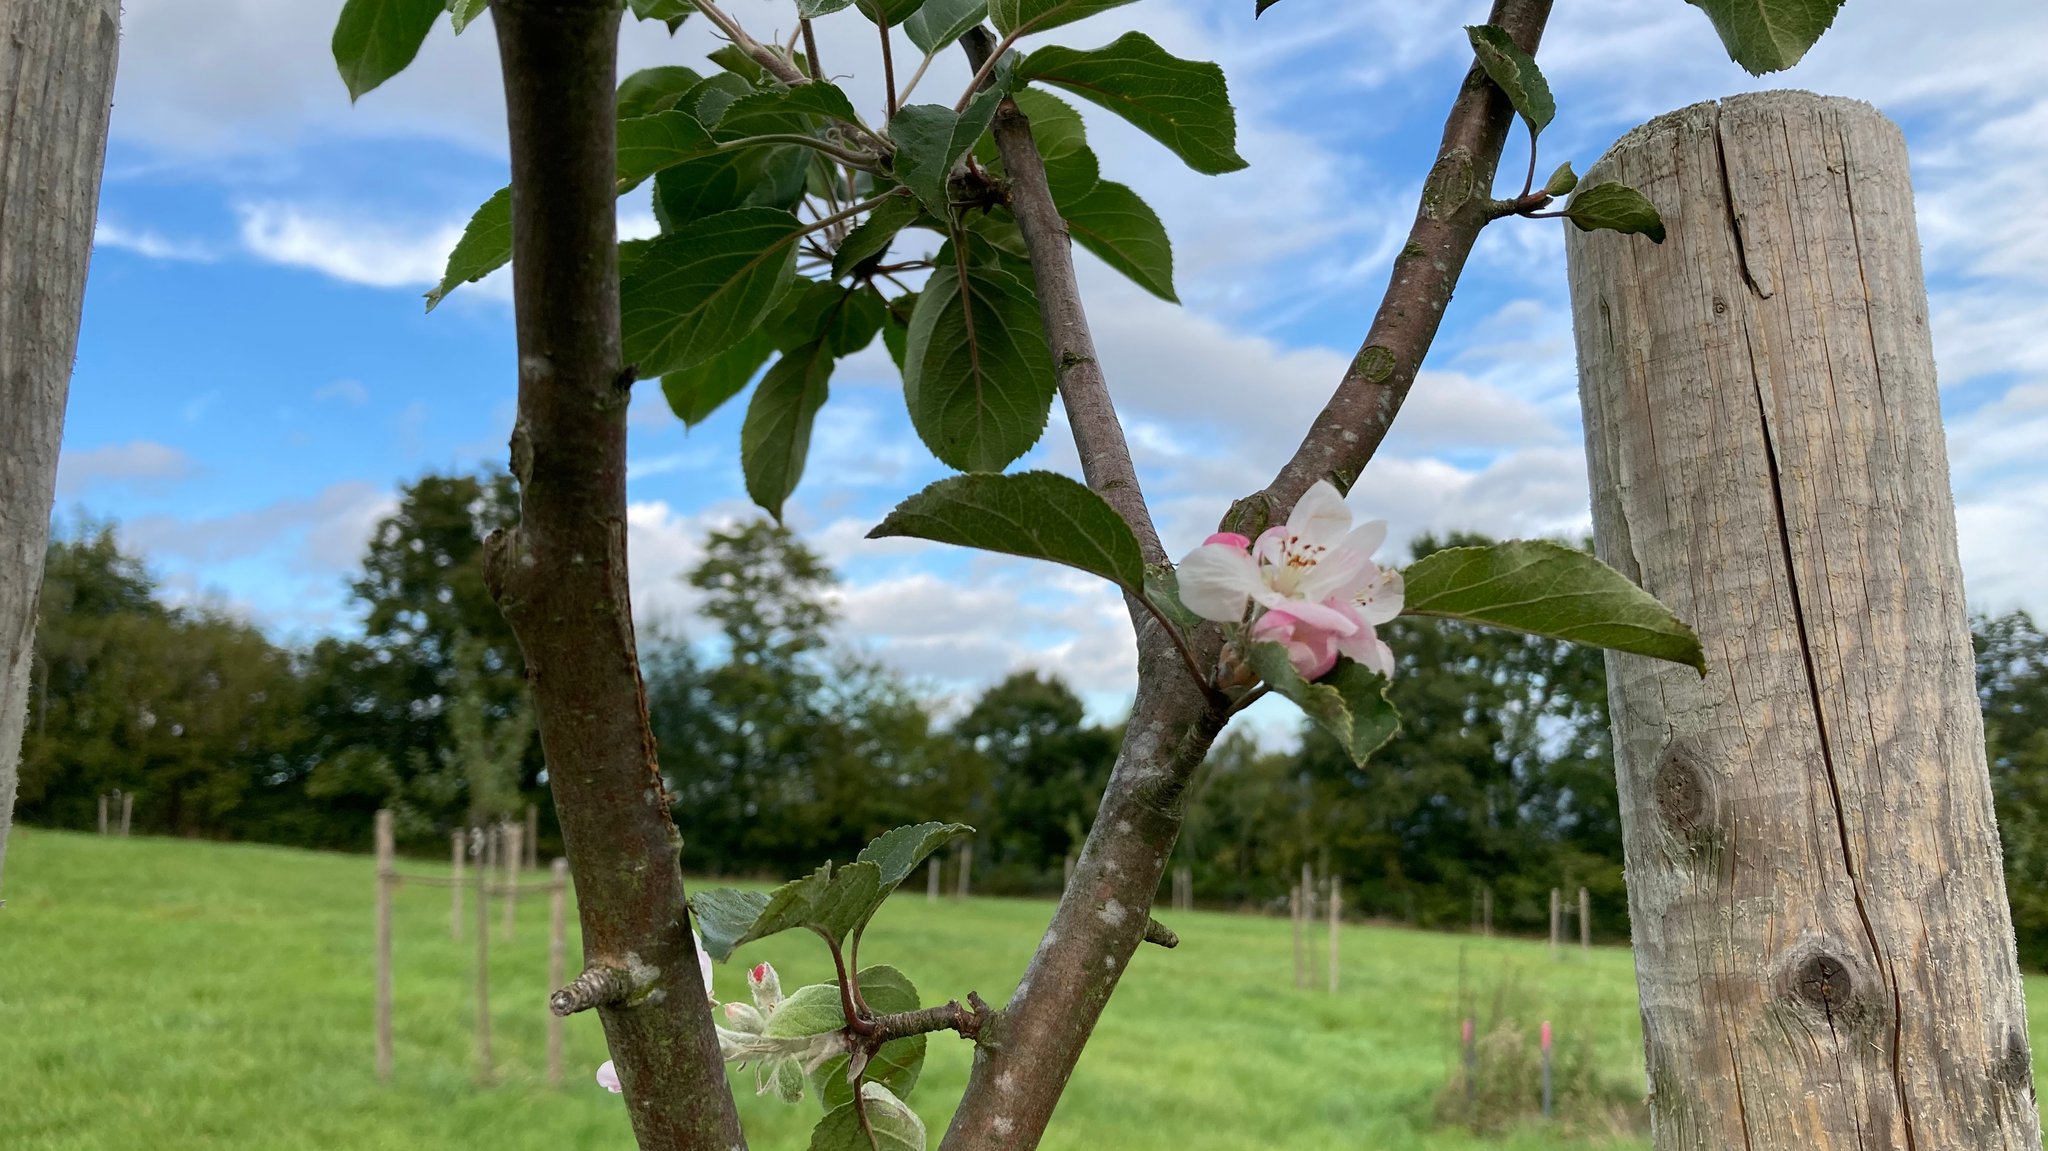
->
left=480, top=0, right=740, bottom=1146
left=0, top=0, right=120, bottom=900
left=1569, top=91, right=2038, bottom=1149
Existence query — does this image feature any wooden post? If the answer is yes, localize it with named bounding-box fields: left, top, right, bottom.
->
left=97, top=793, right=107, bottom=836
left=956, top=842, right=972, bottom=899
left=501, top=822, right=521, bottom=942
left=1327, top=876, right=1340, bottom=994
left=1481, top=886, right=1492, bottom=938
left=525, top=803, right=539, bottom=870
left=0, top=0, right=122, bottom=903
left=1568, top=92, right=2037, bottom=1147
left=1579, top=886, right=1590, bottom=952
left=1063, top=853, right=1075, bottom=891
left=547, top=857, right=567, bottom=1086
left=474, top=821, right=492, bottom=1084
left=926, top=857, right=939, bottom=903
left=1290, top=885, right=1305, bottom=990
left=118, top=791, right=130, bottom=837
left=1549, top=887, right=1561, bottom=960
left=374, top=809, right=394, bottom=1081
left=450, top=830, right=465, bottom=941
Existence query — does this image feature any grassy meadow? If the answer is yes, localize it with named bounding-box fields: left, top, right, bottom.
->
left=0, top=827, right=1868, bottom=1149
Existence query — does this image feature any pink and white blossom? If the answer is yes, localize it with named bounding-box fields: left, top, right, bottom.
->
left=1178, top=480, right=1403, bottom=679
left=595, top=1060, right=622, bottom=1093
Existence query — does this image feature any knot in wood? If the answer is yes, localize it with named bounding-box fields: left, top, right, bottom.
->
left=1794, top=953, right=1852, bottom=1014
left=1998, top=1026, right=2033, bottom=1090
left=1652, top=741, right=1709, bottom=839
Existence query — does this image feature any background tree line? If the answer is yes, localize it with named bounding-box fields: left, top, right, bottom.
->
left=18, top=470, right=2048, bottom=954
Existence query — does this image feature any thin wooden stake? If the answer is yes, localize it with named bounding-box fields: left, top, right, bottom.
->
left=1550, top=887, right=1561, bottom=960
left=547, top=857, right=568, bottom=1086
left=1290, top=885, right=1306, bottom=990
left=374, top=809, right=394, bottom=1081
left=1579, top=886, right=1590, bottom=952
left=957, top=842, right=972, bottom=898
left=502, top=822, right=521, bottom=941
left=525, top=804, right=539, bottom=870
left=97, top=793, right=107, bottom=836
left=475, top=823, right=493, bottom=1084
left=1327, top=876, right=1341, bottom=994
left=1063, top=853, right=1075, bottom=890
left=119, top=791, right=131, bottom=836
left=926, top=857, right=939, bottom=903
left=450, top=830, right=465, bottom=941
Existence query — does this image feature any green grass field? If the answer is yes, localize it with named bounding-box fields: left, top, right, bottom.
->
left=0, top=826, right=2020, bottom=1150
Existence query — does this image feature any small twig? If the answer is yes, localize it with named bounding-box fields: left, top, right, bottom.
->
left=879, top=21, right=899, bottom=119
left=720, top=132, right=877, bottom=170
left=955, top=27, right=1021, bottom=111
left=1143, top=918, right=1179, bottom=949
left=854, top=1080, right=880, bottom=1150
left=801, top=189, right=911, bottom=240
left=550, top=964, right=631, bottom=1017
left=1132, top=593, right=1215, bottom=699
left=896, top=48, right=938, bottom=105
left=1225, top=683, right=1272, bottom=718
left=1519, top=125, right=1539, bottom=199
left=863, top=996, right=996, bottom=1044
left=801, top=18, right=823, bottom=80
left=693, top=0, right=808, bottom=86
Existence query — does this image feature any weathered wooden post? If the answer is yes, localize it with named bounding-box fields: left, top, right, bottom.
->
left=450, top=829, right=465, bottom=941
left=118, top=791, right=130, bottom=836
left=1549, top=887, right=1561, bottom=960
left=1578, top=887, right=1590, bottom=953
left=927, top=857, right=940, bottom=903
left=1289, top=885, right=1305, bottom=990
left=1569, top=92, right=2038, bottom=1148
left=0, top=0, right=121, bottom=901
left=547, top=857, right=568, bottom=1086
left=374, top=809, right=395, bottom=1080
left=97, top=794, right=107, bottom=836
left=956, top=841, right=972, bottom=898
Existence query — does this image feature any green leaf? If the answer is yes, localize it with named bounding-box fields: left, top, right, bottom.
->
left=333, top=0, right=442, bottom=101
left=742, top=338, right=834, bottom=519
left=763, top=982, right=850, bottom=1039
left=1246, top=646, right=1402, bottom=768
left=683, top=71, right=758, bottom=128
left=446, top=0, right=488, bottom=35
left=716, top=83, right=864, bottom=137
left=832, top=193, right=927, bottom=279
left=425, top=186, right=510, bottom=312
left=618, top=66, right=706, bottom=119
left=857, top=0, right=928, bottom=27
left=869, top=472, right=1144, bottom=591
left=812, top=966, right=925, bottom=1109
left=620, top=207, right=800, bottom=378
left=1401, top=540, right=1707, bottom=673
left=1142, top=565, right=1207, bottom=634
left=857, top=822, right=973, bottom=895
left=1016, top=33, right=1247, bottom=175
left=1464, top=24, right=1554, bottom=135
left=988, top=0, right=1138, bottom=38
left=1543, top=160, right=1578, bottom=197
left=902, top=260, right=1053, bottom=471
left=890, top=87, right=1003, bottom=216
left=629, top=0, right=695, bottom=31
left=1062, top=179, right=1175, bottom=302
left=809, top=1084, right=927, bottom=1151
left=691, top=887, right=771, bottom=961
left=796, top=0, right=856, bottom=15
left=1685, top=0, right=1845, bottom=75
left=1253, top=0, right=1284, bottom=15
left=663, top=328, right=776, bottom=427
left=1562, top=182, right=1667, bottom=243
left=617, top=109, right=721, bottom=193
left=882, top=292, right=916, bottom=371
left=653, top=145, right=811, bottom=228
left=905, top=0, right=988, bottom=55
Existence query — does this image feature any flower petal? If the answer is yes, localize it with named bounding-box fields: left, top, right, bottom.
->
left=1203, top=531, right=1251, bottom=550
left=1261, top=595, right=1358, bottom=635
left=596, top=1060, right=622, bottom=1093
left=1356, top=566, right=1404, bottom=625
left=1178, top=543, right=1264, bottom=622
left=695, top=930, right=716, bottom=1003
left=1286, top=480, right=1353, bottom=548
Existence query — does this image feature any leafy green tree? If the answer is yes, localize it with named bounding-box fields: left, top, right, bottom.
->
left=1978, top=611, right=2048, bottom=963
left=954, top=671, right=1115, bottom=890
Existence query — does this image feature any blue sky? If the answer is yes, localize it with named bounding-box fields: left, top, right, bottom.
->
left=59, top=0, right=2048, bottom=725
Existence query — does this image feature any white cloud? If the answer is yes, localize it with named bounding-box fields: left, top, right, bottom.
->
left=237, top=202, right=463, bottom=289
left=122, top=481, right=396, bottom=573
left=56, top=440, right=198, bottom=495
left=94, top=219, right=216, bottom=262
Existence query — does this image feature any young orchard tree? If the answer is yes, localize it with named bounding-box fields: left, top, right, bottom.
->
left=333, top=0, right=1842, bottom=1147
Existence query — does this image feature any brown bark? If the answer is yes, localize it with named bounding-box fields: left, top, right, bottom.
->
left=481, top=1, right=741, bottom=1145
left=1569, top=92, right=2038, bottom=1149
left=1253, top=0, right=1551, bottom=526
left=0, top=0, right=120, bottom=900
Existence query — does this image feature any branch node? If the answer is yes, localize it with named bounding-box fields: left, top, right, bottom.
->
left=1143, top=917, right=1179, bottom=949
left=550, top=964, right=632, bottom=1016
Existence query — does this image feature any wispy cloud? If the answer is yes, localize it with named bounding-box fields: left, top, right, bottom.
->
left=95, top=219, right=216, bottom=262
left=57, top=440, right=198, bottom=496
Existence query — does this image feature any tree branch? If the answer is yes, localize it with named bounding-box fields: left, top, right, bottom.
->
left=482, top=2, right=742, bottom=1147
left=692, top=0, right=807, bottom=87
left=1252, top=0, right=1553, bottom=528
left=862, top=993, right=994, bottom=1044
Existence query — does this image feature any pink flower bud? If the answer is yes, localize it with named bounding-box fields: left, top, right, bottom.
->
left=1202, top=531, right=1251, bottom=550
